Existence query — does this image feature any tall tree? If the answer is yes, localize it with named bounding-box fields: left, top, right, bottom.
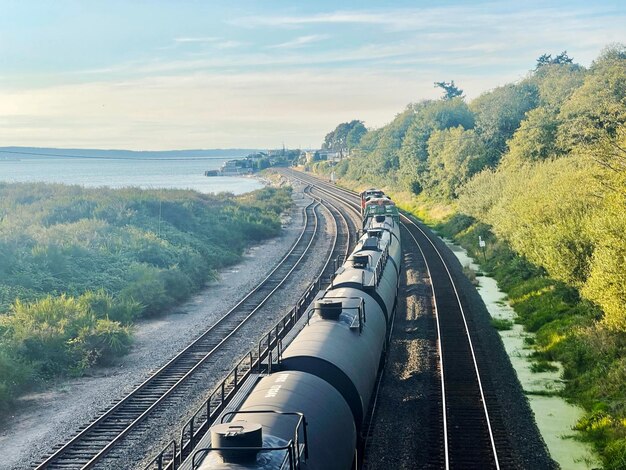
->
left=434, top=80, right=464, bottom=100
left=322, top=120, right=367, bottom=152
left=425, top=127, right=488, bottom=199
left=535, top=50, right=574, bottom=70
left=470, top=82, right=539, bottom=165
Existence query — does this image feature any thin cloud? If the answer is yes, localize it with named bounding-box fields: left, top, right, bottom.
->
left=232, top=10, right=425, bottom=29
left=231, top=5, right=622, bottom=32
left=268, top=34, right=330, bottom=49
left=214, top=40, right=246, bottom=50
left=174, top=36, right=220, bottom=43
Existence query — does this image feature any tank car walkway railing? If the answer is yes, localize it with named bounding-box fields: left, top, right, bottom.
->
left=169, top=279, right=321, bottom=470
left=144, top=194, right=353, bottom=470
left=34, top=196, right=323, bottom=470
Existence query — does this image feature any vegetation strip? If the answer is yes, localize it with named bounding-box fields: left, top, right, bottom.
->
left=0, top=183, right=292, bottom=416
left=35, top=195, right=318, bottom=469
left=308, top=45, right=626, bottom=468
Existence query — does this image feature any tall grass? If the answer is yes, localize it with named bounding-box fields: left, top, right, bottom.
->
left=0, top=183, right=292, bottom=415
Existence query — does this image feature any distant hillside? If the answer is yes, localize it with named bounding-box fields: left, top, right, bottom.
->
left=0, top=147, right=261, bottom=160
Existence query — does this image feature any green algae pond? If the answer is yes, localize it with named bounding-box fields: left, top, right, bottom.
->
left=442, top=239, right=599, bottom=470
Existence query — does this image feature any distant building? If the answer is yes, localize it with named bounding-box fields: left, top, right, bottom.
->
left=303, top=149, right=344, bottom=163
left=319, top=150, right=342, bottom=162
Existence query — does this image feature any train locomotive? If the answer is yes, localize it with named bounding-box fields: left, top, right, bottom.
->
left=189, top=189, right=401, bottom=470
left=359, top=188, right=385, bottom=216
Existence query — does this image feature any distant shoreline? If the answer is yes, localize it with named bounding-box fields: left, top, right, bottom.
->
left=0, top=146, right=261, bottom=161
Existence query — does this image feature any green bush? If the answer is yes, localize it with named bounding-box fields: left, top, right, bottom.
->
left=0, top=183, right=292, bottom=413
left=604, top=439, right=626, bottom=470
left=491, top=318, right=514, bottom=330
left=0, top=348, right=34, bottom=413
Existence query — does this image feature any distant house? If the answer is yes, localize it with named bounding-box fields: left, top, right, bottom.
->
left=319, top=150, right=342, bottom=162
left=304, top=149, right=344, bottom=163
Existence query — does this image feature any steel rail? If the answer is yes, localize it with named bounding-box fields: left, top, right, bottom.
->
left=287, top=169, right=501, bottom=469
left=307, top=190, right=352, bottom=280
left=36, top=196, right=321, bottom=470
left=283, top=169, right=361, bottom=215
left=400, top=213, right=500, bottom=470
left=400, top=221, right=450, bottom=467
left=143, top=190, right=355, bottom=470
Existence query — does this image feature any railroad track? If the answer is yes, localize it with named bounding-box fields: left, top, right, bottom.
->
left=142, top=186, right=356, bottom=470
left=311, top=188, right=361, bottom=255
left=283, top=169, right=512, bottom=469
left=280, top=169, right=361, bottom=216
left=35, top=194, right=324, bottom=470
left=401, top=219, right=510, bottom=469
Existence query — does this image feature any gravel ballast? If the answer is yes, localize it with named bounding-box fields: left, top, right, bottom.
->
left=364, top=228, right=441, bottom=469
left=364, top=218, right=557, bottom=469
left=0, top=182, right=336, bottom=470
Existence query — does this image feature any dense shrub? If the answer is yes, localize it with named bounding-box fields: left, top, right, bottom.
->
left=0, top=184, right=291, bottom=413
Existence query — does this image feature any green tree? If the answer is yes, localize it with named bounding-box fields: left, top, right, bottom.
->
left=582, top=191, right=626, bottom=331
left=580, top=123, right=626, bottom=330
left=346, top=122, right=367, bottom=150
left=504, top=107, right=561, bottom=165
left=425, top=127, right=488, bottom=199
left=434, top=80, right=464, bottom=100
left=535, top=51, right=574, bottom=70
left=322, top=120, right=367, bottom=152
left=557, top=44, right=626, bottom=151
left=471, top=82, right=539, bottom=165
left=399, top=99, right=475, bottom=194
left=532, top=60, right=585, bottom=110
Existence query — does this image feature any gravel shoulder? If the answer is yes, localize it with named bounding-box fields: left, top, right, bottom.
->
left=0, top=182, right=333, bottom=470
left=364, top=229, right=441, bottom=469
left=365, top=221, right=557, bottom=469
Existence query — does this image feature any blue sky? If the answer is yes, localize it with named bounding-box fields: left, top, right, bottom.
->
left=1, top=1, right=625, bottom=150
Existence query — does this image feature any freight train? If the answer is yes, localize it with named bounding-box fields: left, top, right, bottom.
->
left=359, top=188, right=395, bottom=217
left=182, top=189, right=400, bottom=470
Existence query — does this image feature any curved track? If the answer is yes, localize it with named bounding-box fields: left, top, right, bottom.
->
left=143, top=186, right=357, bottom=470
left=309, top=186, right=359, bottom=255
left=36, top=195, right=323, bottom=470
left=303, top=185, right=354, bottom=285
left=281, top=168, right=509, bottom=469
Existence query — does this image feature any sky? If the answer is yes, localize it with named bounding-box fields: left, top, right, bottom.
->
left=1, top=1, right=625, bottom=150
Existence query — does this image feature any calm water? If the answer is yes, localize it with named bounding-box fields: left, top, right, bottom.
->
left=0, top=157, right=263, bottom=194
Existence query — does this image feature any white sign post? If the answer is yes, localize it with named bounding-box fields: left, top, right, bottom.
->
left=478, top=236, right=486, bottom=261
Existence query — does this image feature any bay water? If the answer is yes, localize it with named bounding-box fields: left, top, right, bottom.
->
left=0, top=156, right=263, bottom=194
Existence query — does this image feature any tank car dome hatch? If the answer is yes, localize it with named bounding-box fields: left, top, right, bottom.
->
left=331, top=251, right=397, bottom=324
left=363, top=219, right=401, bottom=276
left=352, top=254, right=369, bottom=269
left=210, top=421, right=262, bottom=464
left=360, top=236, right=380, bottom=251
left=198, top=434, right=292, bottom=470
left=315, top=299, right=342, bottom=320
